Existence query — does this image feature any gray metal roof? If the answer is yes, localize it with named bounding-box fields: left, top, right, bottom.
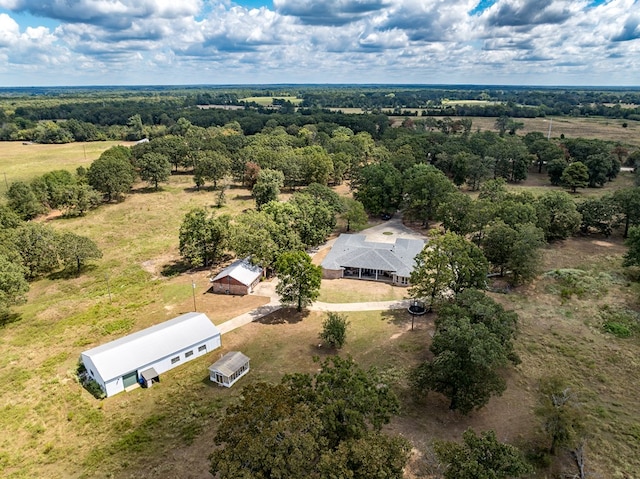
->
left=140, top=367, right=159, bottom=381
left=81, top=312, right=220, bottom=381
left=211, top=257, right=262, bottom=286
left=208, top=351, right=250, bottom=377
left=321, top=234, right=425, bottom=277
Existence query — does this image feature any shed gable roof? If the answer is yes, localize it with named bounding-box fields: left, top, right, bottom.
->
left=209, top=351, right=250, bottom=377
left=82, top=312, right=220, bottom=381
left=211, top=257, right=262, bottom=287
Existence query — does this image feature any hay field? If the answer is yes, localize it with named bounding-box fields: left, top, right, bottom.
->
left=0, top=141, right=135, bottom=191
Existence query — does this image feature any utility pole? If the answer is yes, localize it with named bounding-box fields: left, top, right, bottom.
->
left=192, top=281, right=197, bottom=312
left=105, top=274, right=112, bottom=304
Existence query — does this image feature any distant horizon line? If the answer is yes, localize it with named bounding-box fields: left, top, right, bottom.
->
left=1, top=83, right=640, bottom=91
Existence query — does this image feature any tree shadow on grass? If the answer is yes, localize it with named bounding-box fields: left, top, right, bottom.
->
left=381, top=308, right=435, bottom=332
left=130, top=186, right=163, bottom=195
left=160, top=259, right=192, bottom=277
left=0, top=311, right=21, bottom=328
left=48, top=264, right=98, bottom=281
left=256, top=307, right=309, bottom=325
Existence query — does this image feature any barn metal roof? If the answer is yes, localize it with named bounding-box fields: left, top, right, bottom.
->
left=81, top=312, right=220, bottom=381
left=321, top=234, right=424, bottom=277
left=208, top=351, right=250, bottom=377
left=210, top=257, right=262, bottom=286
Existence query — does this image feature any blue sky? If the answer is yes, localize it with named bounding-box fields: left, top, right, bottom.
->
left=0, top=0, right=638, bottom=87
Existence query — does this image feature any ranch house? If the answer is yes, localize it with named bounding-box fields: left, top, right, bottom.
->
left=321, top=234, right=424, bottom=286
left=80, top=312, right=221, bottom=397
left=209, top=257, right=263, bottom=295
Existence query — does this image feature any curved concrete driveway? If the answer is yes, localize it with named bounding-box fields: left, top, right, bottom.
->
left=217, top=298, right=412, bottom=334
left=217, top=219, right=423, bottom=334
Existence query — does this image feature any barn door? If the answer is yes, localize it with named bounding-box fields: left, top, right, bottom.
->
left=122, top=371, right=138, bottom=388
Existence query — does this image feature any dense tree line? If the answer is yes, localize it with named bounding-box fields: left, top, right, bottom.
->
left=3, top=85, right=639, bottom=145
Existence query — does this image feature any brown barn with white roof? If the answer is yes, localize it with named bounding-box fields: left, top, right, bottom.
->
left=209, top=257, right=263, bottom=295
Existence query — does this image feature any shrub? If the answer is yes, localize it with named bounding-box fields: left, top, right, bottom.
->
left=600, top=306, right=640, bottom=338
left=319, top=312, right=349, bottom=349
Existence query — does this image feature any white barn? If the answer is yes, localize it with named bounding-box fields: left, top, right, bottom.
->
left=81, top=312, right=221, bottom=397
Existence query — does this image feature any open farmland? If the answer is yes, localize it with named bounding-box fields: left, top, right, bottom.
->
left=393, top=115, right=640, bottom=148
left=0, top=141, right=135, bottom=192
left=0, top=138, right=639, bottom=478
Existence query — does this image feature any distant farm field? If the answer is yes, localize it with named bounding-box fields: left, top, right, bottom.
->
left=0, top=141, right=135, bottom=190
left=390, top=115, right=640, bottom=148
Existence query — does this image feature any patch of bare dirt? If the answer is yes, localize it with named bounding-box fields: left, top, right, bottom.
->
left=141, top=253, right=179, bottom=279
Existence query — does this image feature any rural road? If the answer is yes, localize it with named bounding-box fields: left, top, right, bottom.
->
left=216, top=218, right=424, bottom=334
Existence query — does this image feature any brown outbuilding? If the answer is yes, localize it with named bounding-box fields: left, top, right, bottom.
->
left=209, top=257, right=263, bottom=295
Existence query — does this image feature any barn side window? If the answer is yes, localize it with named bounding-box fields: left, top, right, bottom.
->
left=185, top=350, right=193, bottom=358
left=198, top=345, right=207, bottom=352
left=171, top=356, right=180, bottom=364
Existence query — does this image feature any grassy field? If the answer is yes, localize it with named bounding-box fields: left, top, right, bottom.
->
left=393, top=115, right=640, bottom=149
left=0, top=142, right=639, bottom=478
left=0, top=141, right=135, bottom=193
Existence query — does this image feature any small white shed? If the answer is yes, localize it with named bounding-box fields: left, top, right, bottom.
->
left=209, top=351, right=250, bottom=387
left=81, top=312, right=221, bottom=397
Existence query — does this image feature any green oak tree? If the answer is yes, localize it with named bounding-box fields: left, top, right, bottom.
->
left=0, top=254, right=29, bottom=320
left=612, top=187, right=640, bottom=238
left=412, top=316, right=510, bottom=414
left=12, top=223, right=60, bottom=279
left=434, top=429, right=532, bottom=479
left=6, top=181, right=43, bottom=220
left=288, top=193, right=337, bottom=248
left=403, top=163, right=455, bottom=226
left=193, top=150, right=231, bottom=190
left=87, top=147, right=136, bottom=201
left=275, top=250, right=322, bottom=312
left=210, top=357, right=408, bottom=479
left=623, top=226, right=640, bottom=267
left=535, top=191, right=582, bottom=241
left=57, top=232, right=103, bottom=275
left=340, top=197, right=368, bottom=232
left=137, top=152, right=171, bottom=190
left=561, top=161, right=589, bottom=192
left=179, top=208, right=230, bottom=267
left=577, top=196, right=618, bottom=237
left=547, top=158, right=569, bottom=186
left=252, top=168, right=284, bottom=210
left=410, top=232, right=489, bottom=311
left=352, top=161, right=402, bottom=216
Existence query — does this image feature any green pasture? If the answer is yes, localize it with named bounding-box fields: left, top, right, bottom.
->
left=0, top=141, right=134, bottom=190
